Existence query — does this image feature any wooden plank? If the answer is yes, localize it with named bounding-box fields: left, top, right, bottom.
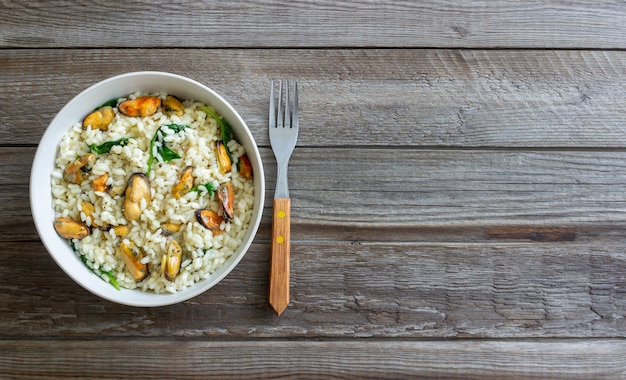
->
left=1, top=1, right=625, bottom=49
left=287, top=148, right=626, bottom=228
left=13, top=145, right=626, bottom=240
left=0, top=339, right=625, bottom=379
left=2, top=49, right=625, bottom=147
left=2, top=240, right=626, bottom=338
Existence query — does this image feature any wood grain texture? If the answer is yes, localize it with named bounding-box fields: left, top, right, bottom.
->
left=269, top=198, right=291, bottom=315
left=1, top=1, right=626, bottom=49
left=2, top=240, right=626, bottom=338
left=9, top=146, right=626, bottom=240
left=1, top=339, right=625, bottom=379
left=3, top=1, right=626, bottom=376
left=2, top=49, right=625, bottom=147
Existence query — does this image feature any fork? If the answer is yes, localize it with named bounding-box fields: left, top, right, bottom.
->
left=268, top=80, right=299, bottom=315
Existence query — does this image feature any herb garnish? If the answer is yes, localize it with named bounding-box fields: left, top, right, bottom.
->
left=94, top=98, right=119, bottom=110
left=200, top=105, right=232, bottom=158
left=190, top=182, right=216, bottom=197
left=146, top=123, right=188, bottom=176
left=88, top=138, right=129, bottom=154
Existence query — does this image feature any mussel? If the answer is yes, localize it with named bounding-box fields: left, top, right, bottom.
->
left=162, top=221, right=182, bottom=235
left=53, top=217, right=90, bottom=240
left=119, top=95, right=161, bottom=117
left=92, top=173, right=110, bottom=193
left=123, top=173, right=151, bottom=221
left=161, top=239, right=182, bottom=281
left=171, top=166, right=195, bottom=199
left=162, top=95, right=185, bottom=116
left=118, top=240, right=148, bottom=282
left=238, top=154, right=253, bottom=180
left=80, top=200, right=98, bottom=227
left=217, top=183, right=234, bottom=221
left=195, top=209, right=223, bottom=233
left=215, top=141, right=232, bottom=174
left=112, top=225, right=130, bottom=238
left=63, top=153, right=96, bottom=184
left=82, top=106, right=115, bottom=131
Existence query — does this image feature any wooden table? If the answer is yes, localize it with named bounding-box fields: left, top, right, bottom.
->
left=2, top=1, right=626, bottom=378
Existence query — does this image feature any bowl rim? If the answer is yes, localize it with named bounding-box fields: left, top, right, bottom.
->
left=30, top=71, right=265, bottom=307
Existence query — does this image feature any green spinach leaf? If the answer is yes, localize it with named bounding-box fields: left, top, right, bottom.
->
left=146, top=124, right=189, bottom=175
left=158, top=144, right=182, bottom=162
left=88, top=138, right=129, bottom=154
left=190, top=182, right=215, bottom=197
left=95, top=98, right=119, bottom=110
left=200, top=105, right=233, bottom=159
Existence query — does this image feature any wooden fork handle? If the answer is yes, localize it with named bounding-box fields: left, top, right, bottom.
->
left=269, top=198, right=290, bottom=315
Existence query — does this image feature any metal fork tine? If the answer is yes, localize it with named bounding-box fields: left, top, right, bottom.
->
left=277, top=80, right=283, bottom=129
left=292, top=81, right=298, bottom=130
left=269, top=80, right=275, bottom=129
left=284, top=81, right=291, bottom=129
left=269, top=80, right=299, bottom=130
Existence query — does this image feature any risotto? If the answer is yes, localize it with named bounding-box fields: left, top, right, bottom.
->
left=51, top=92, right=255, bottom=293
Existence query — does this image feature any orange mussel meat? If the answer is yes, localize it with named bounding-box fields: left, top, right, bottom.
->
left=119, top=95, right=161, bottom=117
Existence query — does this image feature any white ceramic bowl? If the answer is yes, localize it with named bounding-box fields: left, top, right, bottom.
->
left=30, top=72, right=265, bottom=307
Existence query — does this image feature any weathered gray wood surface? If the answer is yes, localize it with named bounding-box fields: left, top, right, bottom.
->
left=2, top=340, right=626, bottom=379
left=3, top=239, right=626, bottom=338
left=1, top=1, right=625, bottom=49
left=8, top=147, right=626, bottom=241
left=2, top=0, right=626, bottom=378
left=2, top=49, right=626, bottom=147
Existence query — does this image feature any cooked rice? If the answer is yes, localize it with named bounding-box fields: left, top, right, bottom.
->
left=51, top=92, right=254, bottom=293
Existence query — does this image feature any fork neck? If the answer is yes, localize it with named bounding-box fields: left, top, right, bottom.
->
left=274, top=160, right=290, bottom=199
